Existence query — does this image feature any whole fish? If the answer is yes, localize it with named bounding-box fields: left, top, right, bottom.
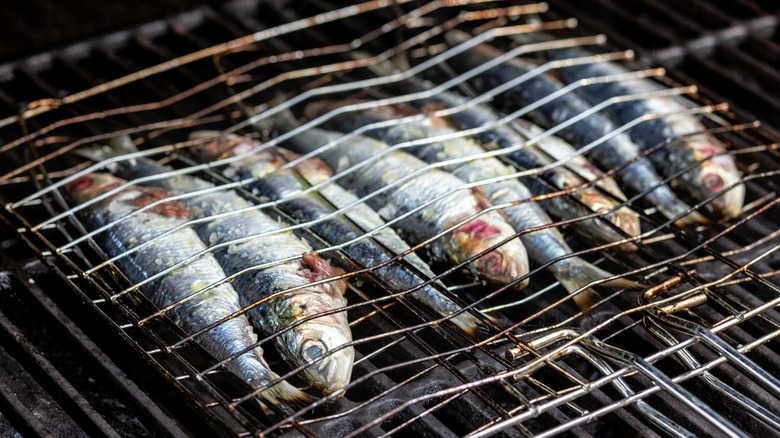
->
left=365, top=70, right=640, bottom=250
left=105, top=156, right=355, bottom=396
left=253, top=110, right=530, bottom=289
left=509, top=119, right=641, bottom=243
left=511, top=32, right=744, bottom=218
left=305, top=102, right=644, bottom=309
left=189, top=131, right=487, bottom=337
left=64, top=172, right=311, bottom=406
left=444, top=29, right=706, bottom=226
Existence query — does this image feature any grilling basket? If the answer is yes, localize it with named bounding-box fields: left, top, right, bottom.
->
left=1, top=1, right=780, bottom=437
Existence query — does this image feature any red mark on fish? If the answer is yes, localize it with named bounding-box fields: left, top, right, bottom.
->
left=67, top=176, right=93, bottom=191
left=132, top=187, right=190, bottom=217
left=697, top=145, right=720, bottom=157
left=301, top=252, right=347, bottom=300
left=457, top=219, right=501, bottom=240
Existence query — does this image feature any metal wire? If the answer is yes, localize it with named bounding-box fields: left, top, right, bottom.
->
left=0, top=1, right=779, bottom=437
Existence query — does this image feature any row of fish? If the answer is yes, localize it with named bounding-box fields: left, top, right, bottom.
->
left=442, top=29, right=743, bottom=223
left=62, top=28, right=743, bottom=408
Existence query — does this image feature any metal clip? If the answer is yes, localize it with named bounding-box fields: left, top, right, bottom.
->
left=658, top=292, right=708, bottom=313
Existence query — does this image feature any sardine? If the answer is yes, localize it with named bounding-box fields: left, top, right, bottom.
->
left=305, top=102, right=644, bottom=310
left=189, top=132, right=487, bottom=336
left=366, top=70, right=640, bottom=250
left=106, top=158, right=355, bottom=396
left=444, top=29, right=707, bottom=226
left=64, top=173, right=311, bottom=406
left=512, top=33, right=744, bottom=218
left=509, top=120, right=641, bottom=243
left=254, top=110, right=530, bottom=289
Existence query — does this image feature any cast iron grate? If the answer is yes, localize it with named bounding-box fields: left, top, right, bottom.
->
left=0, top=1, right=780, bottom=437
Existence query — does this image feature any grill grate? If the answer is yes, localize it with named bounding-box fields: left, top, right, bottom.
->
left=1, top=1, right=780, bottom=437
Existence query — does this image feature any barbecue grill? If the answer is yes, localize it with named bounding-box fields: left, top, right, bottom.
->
left=1, top=1, right=780, bottom=437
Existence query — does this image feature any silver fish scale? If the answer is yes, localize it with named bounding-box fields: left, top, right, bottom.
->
left=325, top=132, right=502, bottom=253
left=375, top=122, right=574, bottom=266
left=209, top=146, right=478, bottom=334
left=512, top=120, right=627, bottom=201
left=365, top=158, right=490, bottom=256
left=310, top=180, right=469, bottom=320
left=118, top=158, right=353, bottom=396
left=157, top=185, right=338, bottom=330
left=315, top=180, right=440, bottom=282
left=87, top=190, right=277, bottom=388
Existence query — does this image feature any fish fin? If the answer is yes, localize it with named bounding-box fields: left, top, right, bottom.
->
left=470, top=187, right=494, bottom=210
left=673, top=210, right=709, bottom=226
left=556, top=258, right=646, bottom=313
left=559, top=280, right=597, bottom=314
left=253, top=379, right=315, bottom=410
left=470, top=186, right=513, bottom=224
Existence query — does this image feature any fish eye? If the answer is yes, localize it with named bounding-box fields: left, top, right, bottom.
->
left=307, top=345, right=324, bottom=360
left=301, top=340, right=327, bottom=361
left=703, top=173, right=724, bottom=192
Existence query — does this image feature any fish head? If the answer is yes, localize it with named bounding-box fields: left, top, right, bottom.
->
left=673, top=135, right=744, bottom=219
left=64, top=173, right=126, bottom=204
left=447, top=214, right=530, bottom=288
left=275, top=292, right=354, bottom=396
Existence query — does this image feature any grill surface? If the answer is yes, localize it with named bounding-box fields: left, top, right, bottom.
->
left=1, top=1, right=780, bottom=437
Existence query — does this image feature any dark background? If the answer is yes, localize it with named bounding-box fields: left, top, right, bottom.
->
left=0, top=0, right=214, bottom=62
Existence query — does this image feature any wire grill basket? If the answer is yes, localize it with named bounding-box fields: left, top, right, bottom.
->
left=1, top=1, right=780, bottom=436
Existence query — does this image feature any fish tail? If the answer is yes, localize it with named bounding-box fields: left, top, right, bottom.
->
left=450, top=311, right=495, bottom=338
left=557, top=276, right=598, bottom=313
left=413, top=285, right=495, bottom=337
left=253, top=106, right=302, bottom=135
left=75, top=135, right=139, bottom=166
left=556, top=258, right=646, bottom=312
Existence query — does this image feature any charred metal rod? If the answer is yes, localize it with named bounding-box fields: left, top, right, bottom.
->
left=645, top=317, right=780, bottom=433
left=507, top=342, right=694, bottom=438
left=642, top=269, right=780, bottom=400
left=650, top=309, right=780, bottom=400
left=498, top=328, right=746, bottom=438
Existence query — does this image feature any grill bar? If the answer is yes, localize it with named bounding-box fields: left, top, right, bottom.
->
left=0, top=250, right=198, bottom=437
left=0, top=307, right=123, bottom=437
left=0, top=0, right=779, bottom=436
left=16, top=266, right=193, bottom=437
left=547, top=0, right=780, bottom=132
